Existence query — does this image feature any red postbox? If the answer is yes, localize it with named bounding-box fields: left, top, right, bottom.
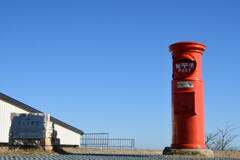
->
left=169, top=41, right=206, bottom=149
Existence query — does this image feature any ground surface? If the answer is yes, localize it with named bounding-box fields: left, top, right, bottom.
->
left=63, top=148, right=240, bottom=159
left=0, top=147, right=239, bottom=159
left=0, top=154, right=237, bottom=160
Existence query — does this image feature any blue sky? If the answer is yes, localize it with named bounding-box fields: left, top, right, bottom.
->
left=0, top=0, right=240, bottom=149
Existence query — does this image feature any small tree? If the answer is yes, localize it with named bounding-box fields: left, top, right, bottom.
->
left=205, top=125, right=238, bottom=150
left=205, top=132, right=219, bottom=149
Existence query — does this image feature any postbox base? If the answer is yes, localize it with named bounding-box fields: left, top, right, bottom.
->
left=163, top=147, right=214, bottom=158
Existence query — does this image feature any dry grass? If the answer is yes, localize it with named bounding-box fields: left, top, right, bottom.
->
left=213, top=150, right=240, bottom=158
left=62, top=147, right=162, bottom=155
left=0, top=147, right=57, bottom=156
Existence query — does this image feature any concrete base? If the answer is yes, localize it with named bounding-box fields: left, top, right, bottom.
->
left=163, top=147, right=214, bottom=158
left=43, top=145, right=53, bottom=151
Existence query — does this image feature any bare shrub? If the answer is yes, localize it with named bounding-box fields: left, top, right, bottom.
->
left=205, top=125, right=238, bottom=150
left=205, top=132, right=219, bottom=149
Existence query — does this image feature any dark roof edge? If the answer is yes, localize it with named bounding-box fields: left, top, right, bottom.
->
left=0, top=93, right=84, bottom=135
left=50, top=117, right=83, bottom=135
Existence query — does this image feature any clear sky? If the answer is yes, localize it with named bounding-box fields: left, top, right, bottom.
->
left=0, top=0, right=240, bottom=149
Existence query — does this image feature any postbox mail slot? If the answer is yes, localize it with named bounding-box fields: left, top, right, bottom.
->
left=173, top=92, right=196, bottom=115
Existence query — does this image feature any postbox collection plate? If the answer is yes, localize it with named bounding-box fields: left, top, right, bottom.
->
left=177, top=81, right=194, bottom=88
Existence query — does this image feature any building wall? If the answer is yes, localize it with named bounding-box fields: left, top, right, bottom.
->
left=0, top=100, right=28, bottom=143
left=54, top=124, right=80, bottom=146
left=0, top=99, right=81, bottom=146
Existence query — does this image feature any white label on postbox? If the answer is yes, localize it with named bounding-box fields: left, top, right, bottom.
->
left=177, top=81, right=194, bottom=88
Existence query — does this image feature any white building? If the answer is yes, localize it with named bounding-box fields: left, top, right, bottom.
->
left=0, top=93, right=84, bottom=147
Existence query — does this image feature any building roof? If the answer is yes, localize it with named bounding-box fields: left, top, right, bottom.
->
left=0, top=93, right=84, bottom=135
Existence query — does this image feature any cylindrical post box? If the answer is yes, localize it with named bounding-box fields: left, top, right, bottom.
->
left=169, top=41, right=206, bottom=149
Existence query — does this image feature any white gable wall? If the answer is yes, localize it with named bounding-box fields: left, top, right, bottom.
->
left=0, top=99, right=81, bottom=146
left=0, top=100, right=28, bottom=143
left=54, top=124, right=80, bottom=145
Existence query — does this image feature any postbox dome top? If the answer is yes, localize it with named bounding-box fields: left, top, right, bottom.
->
left=169, top=41, right=206, bottom=54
